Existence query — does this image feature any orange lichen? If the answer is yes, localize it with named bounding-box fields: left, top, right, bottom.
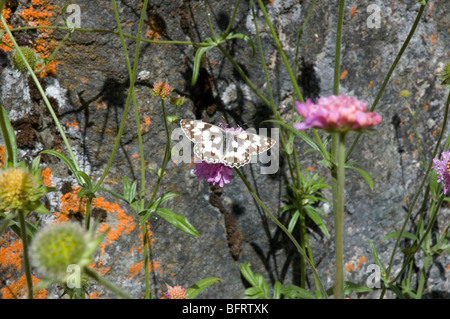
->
left=356, top=256, right=366, bottom=268
left=93, top=195, right=136, bottom=255
left=140, top=115, right=151, bottom=133
left=368, top=81, right=374, bottom=88
left=1, top=274, right=47, bottom=299
left=18, top=0, right=58, bottom=77
left=88, top=291, right=101, bottom=299
left=66, top=120, right=81, bottom=130
left=128, top=261, right=144, bottom=279
left=0, top=145, right=5, bottom=168
left=0, top=7, right=13, bottom=52
left=146, top=30, right=161, bottom=42
left=430, top=34, right=437, bottom=45
left=340, top=70, right=348, bottom=80
left=345, top=263, right=356, bottom=272
left=96, top=101, right=107, bottom=111
left=345, top=256, right=366, bottom=272
left=0, top=239, right=22, bottom=274
left=41, top=167, right=53, bottom=187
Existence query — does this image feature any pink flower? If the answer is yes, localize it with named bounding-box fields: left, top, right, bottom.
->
left=192, top=122, right=246, bottom=187
left=194, top=160, right=233, bottom=188
left=152, top=82, right=172, bottom=99
left=165, top=285, right=187, bottom=299
left=294, top=95, right=382, bottom=132
left=432, top=150, right=450, bottom=195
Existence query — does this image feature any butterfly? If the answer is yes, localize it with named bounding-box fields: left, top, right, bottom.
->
left=180, top=119, right=276, bottom=168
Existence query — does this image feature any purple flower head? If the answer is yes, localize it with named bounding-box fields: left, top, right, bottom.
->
left=294, top=95, right=382, bottom=132
left=192, top=122, right=247, bottom=187
left=194, top=159, right=233, bottom=188
left=432, top=150, right=450, bottom=195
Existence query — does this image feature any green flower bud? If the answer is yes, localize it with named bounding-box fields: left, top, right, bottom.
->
left=399, top=90, right=410, bottom=98
left=169, top=95, right=185, bottom=106
left=11, top=47, right=37, bottom=73
left=30, top=223, right=99, bottom=283
left=0, top=167, right=38, bottom=211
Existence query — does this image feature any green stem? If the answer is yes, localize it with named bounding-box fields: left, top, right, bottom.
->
left=346, top=4, right=426, bottom=161
left=18, top=211, right=33, bottom=299
left=6, top=25, right=208, bottom=47
left=146, top=99, right=171, bottom=209
left=94, top=0, right=147, bottom=192
left=223, top=0, right=241, bottom=37
left=142, top=226, right=150, bottom=299
left=334, top=132, right=346, bottom=299
left=85, top=197, right=91, bottom=230
left=334, top=0, right=345, bottom=96
left=0, top=212, right=16, bottom=237
left=256, top=0, right=304, bottom=103
left=234, top=168, right=328, bottom=298
left=84, top=267, right=132, bottom=299
left=0, top=15, right=80, bottom=172
left=380, top=91, right=450, bottom=298
left=204, top=0, right=217, bottom=41
left=330, top=1, right=345, bottom=253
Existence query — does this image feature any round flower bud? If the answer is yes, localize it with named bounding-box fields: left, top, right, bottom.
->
left=11, top=47, right=38, bottom=73
left=30, top=223, right=92, bottom=283
left=0, top=167, right=39, bottom=211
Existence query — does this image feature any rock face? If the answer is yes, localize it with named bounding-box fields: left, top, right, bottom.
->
left=0, top=0, right=449, bottom=299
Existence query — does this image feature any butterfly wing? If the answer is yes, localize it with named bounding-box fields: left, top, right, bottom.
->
left=222, top=131, right=276, bottom=168
left=180, top=119, right=225, bottom=163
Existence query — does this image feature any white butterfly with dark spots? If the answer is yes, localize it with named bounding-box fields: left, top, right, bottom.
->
left=180, top=119, right=276, bottom=168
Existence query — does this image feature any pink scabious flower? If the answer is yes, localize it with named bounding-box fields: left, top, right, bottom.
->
left=294, top=95, right=382, bottom=132
left=193, top=123, right=244, bottom=188
left=432, top=150, right=450, bottom=195
left=165, top=285, right=187, bottom=299
left=152, top=81, right=172, bottom=99
left=194, top=160, right=233, bottom=188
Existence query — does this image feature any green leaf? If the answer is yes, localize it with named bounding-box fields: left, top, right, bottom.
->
left=40, top=150, right=81, bottom=184
left=281, top=285, right=316, bottom=299
left=224, top=32, right=255, bottom=56
left=240, top=263, right=258, bottom=287
left=273, top=281, right=282, bottom=299
left=305, top=207, right=330, bottom=239
left=156, top=208, right=199, bottom=237
left=368, top=240, right=386, bottom=273
left=191, top=45, right=214, bottom=86
left=0, top=105, right=17, bottom=167
left=149, top=192, right=179, bottom=211
left=287, top=210, right=300, bottom=233
left=345, top=165, right=374, bottom=190
left=383, top=231, right=418, bottom=242
left=429, top=170, right=438, bottom=197
left=186, top=277, right=222, bottom=299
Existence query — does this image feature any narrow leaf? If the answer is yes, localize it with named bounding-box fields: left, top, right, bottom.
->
left=186, top=277, right=222, bottom=299
left=156, top=208, right=199, bottom=237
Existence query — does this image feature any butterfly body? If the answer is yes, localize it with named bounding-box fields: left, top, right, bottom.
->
left=180, top=119, right=276, bottom=168
left=447, top=159, right=450, bottom=175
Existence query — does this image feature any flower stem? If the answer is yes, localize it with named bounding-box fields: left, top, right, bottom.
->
left=18, top=211, right=33, bottom=299
left=0, top=211, right=16, bottom=238
left=345, top=4, right=426, bottom=161
left=334, top=132, right=346, bottom=299
left=234, top=168, right=328, bottom=298
left=84, top=267, right=132, bottom=299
